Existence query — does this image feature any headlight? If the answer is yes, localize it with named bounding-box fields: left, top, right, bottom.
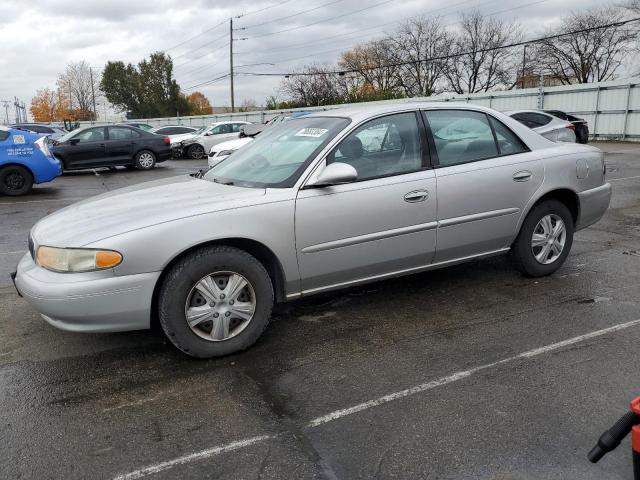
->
left=217, top=150, right=234, bottom=157
left=36, top=246, right=123, bottom=272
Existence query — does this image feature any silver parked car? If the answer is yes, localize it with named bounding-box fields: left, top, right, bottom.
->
left=13, top=103, right=611, bottom=358
left=507, top=110, right=577, bottom=143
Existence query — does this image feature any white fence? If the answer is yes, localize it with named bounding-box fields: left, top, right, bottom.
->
left=81, top=78, right=640, bottom=140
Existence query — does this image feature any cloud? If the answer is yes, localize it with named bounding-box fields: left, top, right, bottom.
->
left=0, top=0, right=616, bottom=120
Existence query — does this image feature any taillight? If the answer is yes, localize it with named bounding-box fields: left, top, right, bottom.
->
left=566, top=123, right=576, bottom=130
left=163, top=137, right=170, bottom=144
left=34, top=137, right=52, bottom=157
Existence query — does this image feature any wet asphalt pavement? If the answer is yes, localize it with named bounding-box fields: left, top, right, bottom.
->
left=1, top=143, right=639, bottom=479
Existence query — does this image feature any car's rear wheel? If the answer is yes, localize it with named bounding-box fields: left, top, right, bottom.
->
left=511, top=199, right=574, bottom=277
left=187, top=144, right=205, bottom=160
left=0, top=165, right=34, bottom=196
left=158, top=246, right=274, bottom=358
left=135, top=150, right=156, bottom=170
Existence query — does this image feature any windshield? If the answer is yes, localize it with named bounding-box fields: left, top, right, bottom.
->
left=204, top=117, right=349, bottom=188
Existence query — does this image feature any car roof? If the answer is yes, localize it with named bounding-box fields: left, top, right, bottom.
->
left=504, top=109, right=553, bottom=116
left=306, top=102, right=511, bottom=123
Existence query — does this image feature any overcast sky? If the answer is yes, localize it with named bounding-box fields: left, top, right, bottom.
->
left=0, top=0, right=619, bottom=119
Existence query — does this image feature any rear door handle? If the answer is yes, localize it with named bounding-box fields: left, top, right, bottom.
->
left=404, top=189, right=429, bottom=203
left=513, top=171, right=532, bottom=182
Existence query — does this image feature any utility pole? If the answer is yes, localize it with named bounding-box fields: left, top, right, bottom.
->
left=90, top=67, right=97, bottom=120
left=229, top=17, right=235, bottom=113
left=521, top=44, right=528, bottom=89
left=1, top=100, right=9, bottom=124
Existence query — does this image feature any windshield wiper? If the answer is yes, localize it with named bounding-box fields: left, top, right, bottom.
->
left=190, top=169, right=208, bottom=179
left=213, top=178, right=234, bottom=185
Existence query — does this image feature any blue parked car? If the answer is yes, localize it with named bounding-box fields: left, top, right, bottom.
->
left=0, top=126, right=61, bottom=196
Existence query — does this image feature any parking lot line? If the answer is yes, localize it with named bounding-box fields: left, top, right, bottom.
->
left=0, top=251, right=25, bottom=256
left=112, top=317, right=640, bottom=480
left=112, top=435, right=275, bottom=480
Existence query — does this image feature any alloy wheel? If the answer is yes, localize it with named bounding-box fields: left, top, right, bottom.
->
left=189, top=145, right=205, bottom=159
left=184, top=271, right=256, bottom=342
left=138, top=152, right=154, bottom=168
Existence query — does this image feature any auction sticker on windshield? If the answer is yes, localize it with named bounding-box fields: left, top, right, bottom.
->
left=295, top=128, right=328, bottom=138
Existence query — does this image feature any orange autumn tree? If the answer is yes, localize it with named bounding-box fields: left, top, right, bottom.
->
left=186, top=91, right=213, bottom=115
left=30, top=88, right=58, bottom=122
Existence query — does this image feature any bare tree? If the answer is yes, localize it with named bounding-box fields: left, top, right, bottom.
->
left=338, top=38, right=401, bottom=95
left=390, top=17, right=452, bottom=97
left=534, top=7, right=635, bottom=84
left=446, top=11, right=522, bottom=93
left=57, top=61, right=100, bottom=120
left=279, top=65, right=342, bottom=106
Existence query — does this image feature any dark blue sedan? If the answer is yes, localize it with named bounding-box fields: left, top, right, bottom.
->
left=0, top=126, right=62, bottom=195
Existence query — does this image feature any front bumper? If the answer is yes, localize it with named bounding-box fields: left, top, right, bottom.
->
left=13, top=253, right=160, bottom=333
left=576, top=182, right=612, bottom=230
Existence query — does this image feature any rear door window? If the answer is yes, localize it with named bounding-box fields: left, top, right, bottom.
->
left=108, top=127, right=134, bottom=140
left=424, top=110, right=498, bottom=166
left=0, top=130, right=9, bottom=142
left=488, top=117, right=528, bottom=155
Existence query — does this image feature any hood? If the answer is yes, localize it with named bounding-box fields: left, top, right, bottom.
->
left=31, top=175, right=265, bottom=247
left=212, top=137, right=253, bottom=152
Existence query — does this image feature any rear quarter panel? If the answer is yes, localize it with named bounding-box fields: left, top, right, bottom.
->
left=514, top=144, right=605, bottom=234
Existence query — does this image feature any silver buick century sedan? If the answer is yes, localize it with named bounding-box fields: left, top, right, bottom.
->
left=13, top=103, right=611, bottom=358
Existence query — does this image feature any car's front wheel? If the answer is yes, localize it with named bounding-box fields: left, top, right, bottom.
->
left=511, top=199, right=574, bottom=277
left=158, top=246, right=274, bottom=358
left=187, top=144, right=205, bottom=160
left=0, top=165, right=34, bottom=196
left=135, top=150, right=156, bottom=170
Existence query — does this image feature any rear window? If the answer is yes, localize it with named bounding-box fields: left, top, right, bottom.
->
left=511, top=112, right=552, bottom=128
left=0, top=130, right=9, bottom=141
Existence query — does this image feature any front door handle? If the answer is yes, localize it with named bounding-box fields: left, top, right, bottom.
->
left=513, top=171, right=532, bottom=182
left=404, top=189, right=429, bottom=203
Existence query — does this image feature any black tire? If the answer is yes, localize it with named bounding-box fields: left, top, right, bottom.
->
left=510, top=199, right=574, bottom=277
left=134, top=150, right=156, bottom=170
left=158, top=246, right=274, bottom=358
left=0, top=165, right=34, bottom=196
left=187, top=144, right=205, bottom=160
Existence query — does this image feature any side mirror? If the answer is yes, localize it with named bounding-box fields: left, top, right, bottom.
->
left=307, top=162, right=357, bottom=187
left=69, top=138, right=80, bottom=145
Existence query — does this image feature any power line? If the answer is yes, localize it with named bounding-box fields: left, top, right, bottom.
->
left=172, top=32, right=228, bottom=61
left=248, top=0, right=396, bottom=39
left=163, top=19, right=227, bottom=52
left=237, top=0, right=348, bottom=30
left=174, top=41, right=230, bottom=69
left=237, top=0, right=536, bottom=66
left=175, top=49, right=229, bottom=78
left=236, top=0, right=491, bottom=52
left=183, top=73, right=231, bottom=91
left=236, top=0, right=294, bottom=19
left=236, top=16, right=640, bottom=77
